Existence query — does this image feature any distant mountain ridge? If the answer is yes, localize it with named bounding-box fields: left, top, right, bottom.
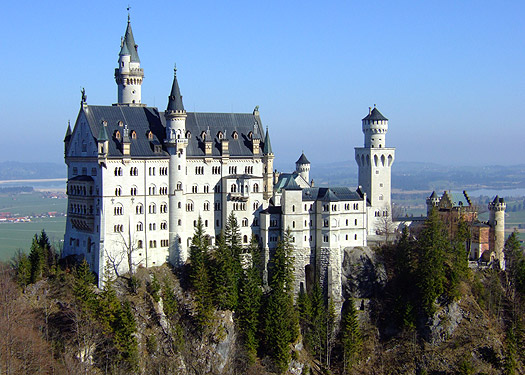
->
left=0, top=161, right=65, bottom=180
left=310, top=160, right=525, bottom=192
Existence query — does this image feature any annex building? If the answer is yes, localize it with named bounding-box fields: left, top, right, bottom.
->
left=62, top=17, right=396, bottom=300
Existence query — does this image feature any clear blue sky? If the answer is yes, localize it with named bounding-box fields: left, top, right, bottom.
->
left=1, top=1, right=524, bottom=170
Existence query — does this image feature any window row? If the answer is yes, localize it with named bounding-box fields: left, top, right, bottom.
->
left=72, top=167, right=97, bottom=177
left=230, top=183, right=259, bottom=193
left=68, top=184, right=93, bottom=196
left=70, top=203, right=93, bottom=215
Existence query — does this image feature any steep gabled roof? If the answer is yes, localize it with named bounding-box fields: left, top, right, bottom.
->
left=80, top=105, right=265, bottom=158
left=97, top=125, right=109, bottom=142
left=283, top=177, right=302, bottom=191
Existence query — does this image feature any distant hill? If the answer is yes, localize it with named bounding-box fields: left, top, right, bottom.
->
left=310, top=161, right=525, bottom=192
left=1, top=160, right=523, bottom=193
left=0, top=161, right=65, bottom=180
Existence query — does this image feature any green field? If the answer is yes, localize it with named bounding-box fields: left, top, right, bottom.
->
left=0, top=192, right=66, bottom=217
left=0, top=217, right=66, bottom=261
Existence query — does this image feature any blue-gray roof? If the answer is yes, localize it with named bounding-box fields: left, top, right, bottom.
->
left=166, top=70, right=184, bottom=112
left=302, top=187, right=362, bottom=202
left=263, top=127, right=273, bottom=154
left=81, top=105, right=266, bottom=158
left=122, top=20, right=140, bottom=63
left=448, top=191, right=471, bottom=207
left=296, top=152, right=310, bottom=165
left=283, top=177, right=302, bottom=191
left=362, top=107, right=388, bottom=121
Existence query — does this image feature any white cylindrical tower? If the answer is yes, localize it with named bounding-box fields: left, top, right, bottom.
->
left=115, top=17, right=144, bottom=106
left=295, top=152, right=310, bottom=184
left=488, top=196, right=506, bottom=269
left=165, top=67, right=188, bottom=265
left=362, top=106, right=389, bottom=148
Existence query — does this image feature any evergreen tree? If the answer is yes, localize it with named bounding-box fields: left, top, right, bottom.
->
left=446, top=216, right=470, bottom=300
left=308, top=281, right=327, bottom=362
left=263, top=229, right=299, bottom=373
left=211, top=231, right=238, bottom=310
left=415, top=209, right=449, bottom=316
left=73, top=259, right=97, bottom=313
left=28, top=235, right=45, bottom=283
left=237, top=236, right=263, bottom=362
left=15, top=252, right=31, bottom=288
left=340, top=298, right=362, bottom=373
left=189, top=216, right=213, bottom=331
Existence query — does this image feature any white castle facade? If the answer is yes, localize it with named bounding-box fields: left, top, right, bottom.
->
left=62, top=18, right=395, bottom=300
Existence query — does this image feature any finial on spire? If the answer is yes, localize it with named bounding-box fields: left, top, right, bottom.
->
left=174, top=63, right=177, bottom=76
left=127, top=5, right=131, bottom=22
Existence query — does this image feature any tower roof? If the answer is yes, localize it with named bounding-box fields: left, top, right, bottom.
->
left=283, top=177, right=302, bottom=191
left=263, top=127, right=273, bottom=154
left=167, top=68, right=185, bottom=112
left=121, top=18, right=140, bottom=63
left=296, top=152, right=310, bottom=165
left=362, top=107, right=388, bottom=121
left=97, top=125, right=109, bottom=142
left=64, top=122, right=72, bottom=141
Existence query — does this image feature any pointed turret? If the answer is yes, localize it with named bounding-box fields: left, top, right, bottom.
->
left=262, top=127, right=274, bottom=200
left=263, top=127, right=273, bottom=155
left=167, top=67, right=185, bottom=112
left=295, top=152, right=311, bottom=184
left=115, top=15, right=144, bottom=106
left=97, top=123, right=109, bottom=157
left=64, top=121, right=72, bottom=156
left=121, top=14, right=140, bottom=62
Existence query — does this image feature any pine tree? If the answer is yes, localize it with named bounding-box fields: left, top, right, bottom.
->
left=309, top=281, right=327, bottom=362
left=73, top=259, right=97, bottom=313
left=446, top=216, right=470, bottom=300
left=416, top=209, right=449, bottom=315
left=211, top=231, right=238, bottom=310
left=28, top=235, right=45, bottom=283
left=237, top=236, right=263, bottom=362
left=264, top=229, right=299, bottom=373
left=15, top=252, right=31, bottom=288
left=340, top=298, right=362, bottom=373
left=189, top=216, right=213, bottom=331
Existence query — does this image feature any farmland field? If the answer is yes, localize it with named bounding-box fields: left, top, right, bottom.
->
left=0, top=216, right=66, bottom=261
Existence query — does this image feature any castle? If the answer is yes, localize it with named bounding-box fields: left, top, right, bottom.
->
left=62, top=17, right=397, bottom=301
left=425, top=191, right=506, bottom=268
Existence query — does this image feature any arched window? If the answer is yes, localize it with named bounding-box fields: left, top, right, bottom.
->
left=137, top=222, right=143, bottom=231
left=137, top=240, right=143, bottom=249
left=176, top=181, right=182, bottom=190
left=253, top=183, right=259, bottom=193
left=178, top=219, right=182, bottom=226
left=204, top=201, right=210, bottom=211
left=115, top=187, right=122, bottom=196
left=232, top=131, right=238, bottom=140
left=149, top=203, right=156, bottom=214
left=243, top=235, right=248, bottom=243
left=217, top=131, right=223, bottom=139
left=242, top=218, right=249, bottom=227
left=192, top=184, right=198, bottom=193
left=146, top=131, right=153, bottom=140
left=130, top=130, right=137, bottom=139
left=231, top=184, right=237, bottom=193
left=186, top=200, right=194, bottom=212
left=160, top=203, right=168, bottom=213
left=160, top=221, right=167, bottom=230
left=136, top=204, right=143, bottom=214
left=186, top=131, right=191, bottom=138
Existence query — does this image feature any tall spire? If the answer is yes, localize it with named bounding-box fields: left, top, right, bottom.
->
left=167, top=66, right=185, bottom=112
left=263, top=127, right=273, bottom=154
left=122, top=15, right=140, bottom=62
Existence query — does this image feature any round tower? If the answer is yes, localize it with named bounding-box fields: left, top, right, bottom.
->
left=355, top=106, right=395, bottom=235
left=426, top=191, right=440, bottom=215
left=115, top=16, right=144, bottom=106
left=295, top=152, right=310, bottom=184
left=488, top=196, right=506, bottom=269
left=165, top=67, right=188, bottom=265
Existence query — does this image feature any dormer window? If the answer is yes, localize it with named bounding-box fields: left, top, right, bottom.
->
left=217, top=131, right=223, bottom=139
left=232, top=131, right=238, bottom=140
left=248, top=131, right=253, bottom=140
left=146, top=131, right=153, bottom=140
left=114, top=130, right=121, bottom=140
left=102, top=120, right=108, bottom=126
left=201, top=131, right=206, bottom=140
left=118, top=121, right=123, bottom=127
left=130, top=130, right=137, bottom=139
left=186, top=131, right=191, bottom=139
